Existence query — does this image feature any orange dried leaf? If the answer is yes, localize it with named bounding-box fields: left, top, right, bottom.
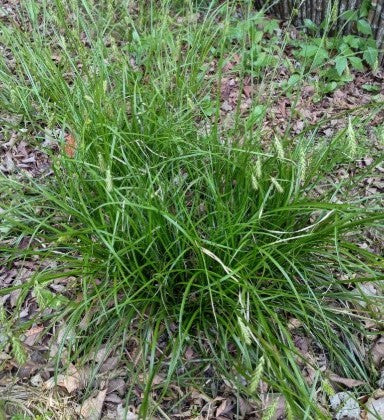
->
left=64, top=133, right=76, bottom=158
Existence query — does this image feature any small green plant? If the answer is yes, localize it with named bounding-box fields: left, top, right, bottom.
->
left=290, top=3, right=379, bottom=95
left=0, top=308, right=27, bottom=366
left=227, top=13, right=281, bottom=78
left=296, top=34, right=378, bottom=71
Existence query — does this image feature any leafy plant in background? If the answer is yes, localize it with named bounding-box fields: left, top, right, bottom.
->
left=295, top=32, right=378, bottom=73
left=228, top=13, right=281, bottom=78
left=289, top=0, right=379, bottom=96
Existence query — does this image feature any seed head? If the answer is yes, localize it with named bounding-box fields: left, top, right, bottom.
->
left=321, top=378, right=335, bottom=397
left=347, top=117, right=357, bottom=159
left=249, top=356, right=265, bottom=393
left=238, top=316, right=252, bottom=345
left=255, top=157, right=262, bottom=179
left=274, top=136, right=285, bottom=160
left=271, top=177, right=284, bottom=193
left=251, top=174, right=259, bottom=191
left=299, top=148, right=306, bottom=182
left=98, top=153, right=105, bottom=171
left=106, top=168, right=113, bottom=192
left=262, top=401, right=278, bottom=420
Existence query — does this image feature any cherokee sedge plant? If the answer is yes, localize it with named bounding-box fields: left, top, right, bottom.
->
left=0, top=0, right=383, bottom=418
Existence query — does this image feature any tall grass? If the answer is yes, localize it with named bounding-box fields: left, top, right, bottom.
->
left=0, top=0, right=383, bottom=417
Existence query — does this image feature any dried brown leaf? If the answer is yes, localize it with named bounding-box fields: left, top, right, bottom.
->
left=328, top=371, right=366, bottom=388
left=16, top=361, right=38, bottom=379
left=116, top=404, right=138, bottom=420
left=57, top=364, right=86, bottom=393
left=80, top=389, right=107, bottom=420
left=138, top=373, right=164, bottom=386
left=365, top=395, right=384, bottom=420
left=185, top=347, right=194, bottom=360
left=221, top=101, right=232, bottom=112
left=243, top=85, right=252, bottom=98
left=23, top=325, right=44, bottom=346
left=107, top=378, right=126, bottom=396
left=371, top=336, right=384, bottom=367
left=216, top=398, right=233, bottom=416
left=100, top=356, right=119, bottom=373
left=287, top=318, right=302, bottom=330
left=105, top=392, right=122, bottom=404
left=64, top=133, right=76, bottom=158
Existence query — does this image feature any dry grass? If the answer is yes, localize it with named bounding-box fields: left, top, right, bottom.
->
left=0, top=381, right=78, bottom=419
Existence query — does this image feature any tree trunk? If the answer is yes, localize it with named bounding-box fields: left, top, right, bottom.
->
left=255, top=0, right=384, bottom=63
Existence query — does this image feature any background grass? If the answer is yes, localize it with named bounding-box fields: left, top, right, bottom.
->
left=0, top=1, right=383, bottom=418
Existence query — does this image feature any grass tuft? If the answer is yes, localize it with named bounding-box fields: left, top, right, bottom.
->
left=0, top=0, right=383, bottom=417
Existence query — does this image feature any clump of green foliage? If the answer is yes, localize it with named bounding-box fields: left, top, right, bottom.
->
left=290, top=0, right=379, bottom=95
left=0, top=1, right=383, bottom=418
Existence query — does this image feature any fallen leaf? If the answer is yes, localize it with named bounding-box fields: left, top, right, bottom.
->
left=23, top=325, right=44, bottom=346
left=0, top=352, right=12, bottom=361
left=287, top=318, right=303, bottom=330
left=57, top=364, right=85, bottom=393
left=116, top=404, right=138, bottom=420
left=105, top=392, right=122, bottom=404
left=30, top=373, right=44, bottom=387
left=330, top=392, right=360, bottom=420
left=16, top=361, right=38, bottom=379
left=328, top=371, right=366, bottom=388
left=243, top=85, right=252, bottom=98
left=138, top=373, right=164, bottom=386
left=64, top=133, right=76, bottom=158
left=1, top=150, right=15, bottom=173
left=152, top=374, right=164, bottom=386
left=80, top=389, right=107, bottom=420
left=87, top=345, right=112, bottom=364
left=185, top=347, right=194, bottom=360
left=366, top=396, right=384, bottom=420
left=238, top=397, right=254, bottom=416
left=215, top=398, right=236, bottom=417
left=221, top=101, right=232, bottom=112
left=107, top=378, right=126, bottom=396
left=377, top=370, right=384, bottom=388
left=100, top=356, right=119, bottom=373
left=371, top=336, right=384, bottom=367
left=216, top=399, right=229, bottom=417
left=191, top=389, right=212, bottom=404
left=9, top=286, right=21, bottom=308
left=293, top=335, right=309, bottom=355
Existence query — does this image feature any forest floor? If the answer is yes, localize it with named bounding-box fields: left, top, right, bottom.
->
left=1, top=1, right=384, bottom=419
